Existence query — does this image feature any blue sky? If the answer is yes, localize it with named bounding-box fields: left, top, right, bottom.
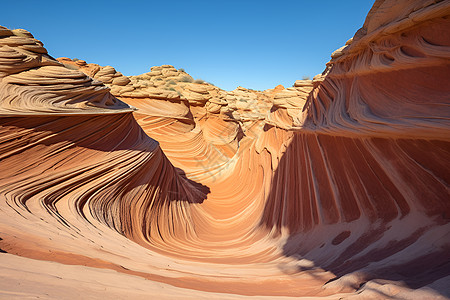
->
left=1, top=0, right=374, bottom=91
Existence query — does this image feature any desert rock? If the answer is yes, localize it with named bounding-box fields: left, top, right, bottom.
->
left=0, top=1, right=450, bottom=299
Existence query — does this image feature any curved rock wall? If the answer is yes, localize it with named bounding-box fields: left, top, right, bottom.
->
left=0, top=0, right=449, bottom=298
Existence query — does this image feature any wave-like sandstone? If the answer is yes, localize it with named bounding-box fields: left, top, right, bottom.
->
left=1, top=0, right=449, bottom=299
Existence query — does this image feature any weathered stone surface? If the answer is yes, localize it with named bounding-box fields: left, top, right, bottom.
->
left=112, top=76, right=131, bottom=86
left=1, top=2, right=450, bottom=298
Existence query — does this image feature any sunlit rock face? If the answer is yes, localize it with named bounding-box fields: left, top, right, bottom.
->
left=1, top=0, right=449, bottom=299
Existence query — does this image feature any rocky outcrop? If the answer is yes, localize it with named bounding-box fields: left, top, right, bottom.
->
left=0, top=31, right=130, bottom=115
left=1, top=0, right=450, bottom=299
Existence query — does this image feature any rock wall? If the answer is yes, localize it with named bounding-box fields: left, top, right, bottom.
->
left=0, top=0, right=449, bottom=299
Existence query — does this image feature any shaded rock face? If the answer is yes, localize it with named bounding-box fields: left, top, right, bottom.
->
left=0, top=1, right=450, bottom=299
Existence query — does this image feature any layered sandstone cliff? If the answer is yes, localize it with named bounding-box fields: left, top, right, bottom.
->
left=0, top=0, right=449, bottom=299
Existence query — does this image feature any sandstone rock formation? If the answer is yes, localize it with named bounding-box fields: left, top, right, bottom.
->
left=1, top=0, right=449, bottom=299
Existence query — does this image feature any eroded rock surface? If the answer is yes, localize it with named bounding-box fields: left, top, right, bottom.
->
left=1, top=0, right=449, bottom=299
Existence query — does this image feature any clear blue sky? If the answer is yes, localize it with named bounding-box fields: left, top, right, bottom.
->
left=1, top=0, right=374, bottom=91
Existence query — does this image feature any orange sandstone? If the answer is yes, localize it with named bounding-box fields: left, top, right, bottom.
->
left=0, top=0, right=450, bottom=299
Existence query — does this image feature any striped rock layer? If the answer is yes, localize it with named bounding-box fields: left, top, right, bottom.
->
left=0, top=0, right=449, bottom=299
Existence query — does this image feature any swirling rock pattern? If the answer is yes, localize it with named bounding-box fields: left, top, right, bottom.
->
left=1, top=0, right=450, bottom=299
